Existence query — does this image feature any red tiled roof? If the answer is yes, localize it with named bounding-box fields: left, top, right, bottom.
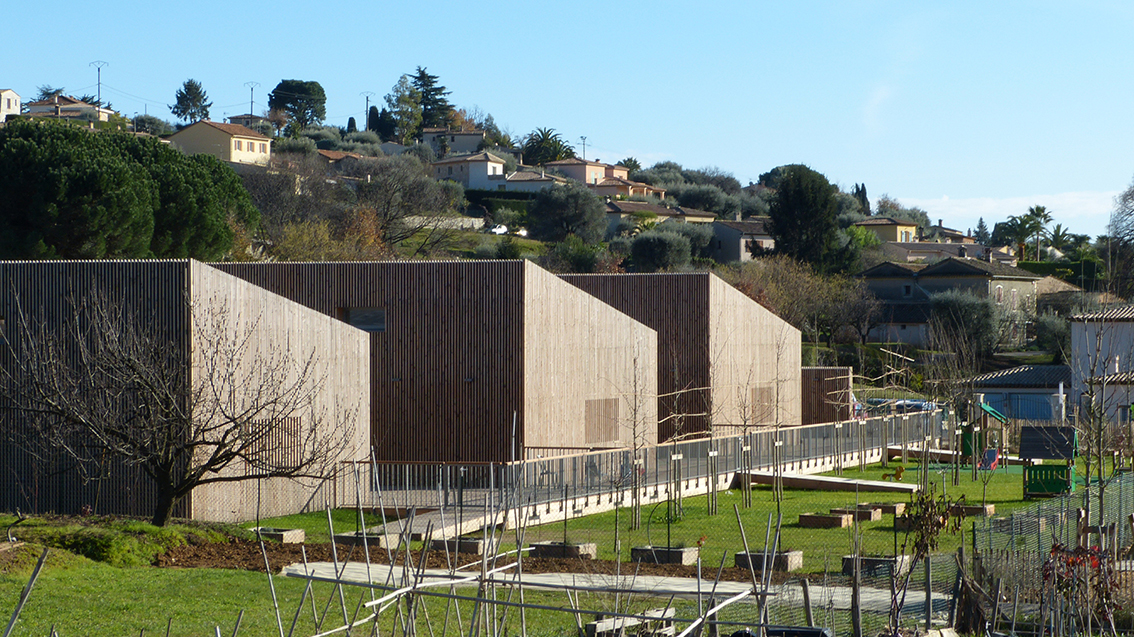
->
left=185, top=120, right=270, bottom=140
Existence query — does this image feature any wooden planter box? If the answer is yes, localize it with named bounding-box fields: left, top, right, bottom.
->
left=530, top=541, right=598, bottom=560
left=430, top=537, right=490, bottom=555
left=252, top=527, right=306, bottom=544
left=842, top=554, right=912, bottom=577
left=951, top=503, right=995, bottom=517
left=830, top=506, right=882, bottom=522
left=799, top=512, right=854, bottom=529
left=734, top=550, right=803, bottom=573
left=631, top=545, right=699, bottom=565
left=333, top=531, right=387, bottom=548
left=872, top=502, right=906, bottom=516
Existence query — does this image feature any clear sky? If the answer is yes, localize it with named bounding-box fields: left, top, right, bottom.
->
left=6, top=1, right=1133, bottom=240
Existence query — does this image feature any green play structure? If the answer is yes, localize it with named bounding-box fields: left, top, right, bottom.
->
left=1019, top=426, right=1078, bottom=498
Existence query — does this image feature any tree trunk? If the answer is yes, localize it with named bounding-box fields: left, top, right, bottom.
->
left=152, top=483, right=178, bottom=527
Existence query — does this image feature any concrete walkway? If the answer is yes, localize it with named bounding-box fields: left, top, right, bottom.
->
left=282, top=561, right=950, bottom=615
left=747, top=471, right=920, bottom=494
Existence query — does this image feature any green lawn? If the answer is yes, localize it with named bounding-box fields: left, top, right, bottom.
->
left=518, top=461, right=1035, bottom=572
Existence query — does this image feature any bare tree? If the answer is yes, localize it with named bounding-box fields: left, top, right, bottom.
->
left=0, top=291, right=356, bottom=526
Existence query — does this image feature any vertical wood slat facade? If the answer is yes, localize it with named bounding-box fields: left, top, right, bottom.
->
left=560, top=273, right=802, bottom=442
left=212, top=261, right=658, bottom=464
left=800, top=366, right=854, bottom=425
left=0, top=260, right=371, bottom=522
left=0, top=260, right=191, bottom=520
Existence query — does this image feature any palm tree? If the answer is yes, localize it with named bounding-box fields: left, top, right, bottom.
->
left=1007, top=214, right=1042, bottom=259
left=1047, top=223, right=1072, bottom=252
left=1027, top=205, right=1053, bottom=261
left=521, top=128, right=575, bottom=166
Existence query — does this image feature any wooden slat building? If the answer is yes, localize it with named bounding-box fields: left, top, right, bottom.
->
left=0, top=260, right=370, bottom=522
left=211, top=260, right=659, bottom=463
left=559, top=273, right=802, bottom=441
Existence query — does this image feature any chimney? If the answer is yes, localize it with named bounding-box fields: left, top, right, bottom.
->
left=958, top=246, right=967, bottom=258
left=938, top=219, right=943, bottom=227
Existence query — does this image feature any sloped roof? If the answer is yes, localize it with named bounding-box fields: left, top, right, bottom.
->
left=317, top=149, right=363, bottom=162
left=1090, top=371, right=1134, bottom=384
left=505, top=170, right=568, bottom=183
left=177, top=120, right=270, bottom=140
left=855, top=216, right=919, bottom=227
left=969, top=365, right=1071, bottom=389
left=1036, top=275, right=1082, bottom=295
left=919, top=256, right=1041, bottom=279
left=431, top=151, right=505, bottom=165
left=1071, top=305, right=1134, bottom=322
left=604, top=200, right=714, bottom=219
left=715, top=219, right=771, bottom=235
left=860, top=261, right=927, bottom=278
left=27, top=95, right=88, bottom=107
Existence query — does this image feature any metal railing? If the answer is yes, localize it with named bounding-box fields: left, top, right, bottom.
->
left=332, top=410, right=944, bottom=513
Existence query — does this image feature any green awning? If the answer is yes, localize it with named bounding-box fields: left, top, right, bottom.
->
left=979, top=402, right=1009, bottom=424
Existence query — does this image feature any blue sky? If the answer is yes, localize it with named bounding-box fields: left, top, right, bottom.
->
left=6, top=1, right=1134, bottom=239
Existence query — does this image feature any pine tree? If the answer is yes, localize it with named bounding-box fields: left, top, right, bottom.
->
left=411, top=67, right=453, bottom=129
left=170, top=79, right=212, bottom=123
left=973, top=218, right=991, bottom=245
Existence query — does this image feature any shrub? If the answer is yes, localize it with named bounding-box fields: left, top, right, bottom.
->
left=631, top=231, right=691, bottom=272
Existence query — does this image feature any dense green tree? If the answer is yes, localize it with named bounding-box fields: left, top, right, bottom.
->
left=757, top=164, right=806, bottom=189
left=268, top=80, right=327, bottom=129
left=410, top=67, right=453, bottom=130
left=766, top=165, right=843, bottom=273
left=366, top=106, right=380, bottom=133
left=631, top=231, right=691, bottom=272
left=374, top=108, right=398, bottom=142
left=973, top=217, right=991, bottom=245
left=346, top=117, right=357, bottom=134
left=851, top=183, right=871, bottom=215
left=384, top=75, right=422, bottom=145
left=521, top=128, right=575, bottom=166
left=528, top=183, right=605, bottom=243
left=169, top=79, right=212, bottom=123
left=133, top=114, right=174, bottom=136
left=654, top=221, right=713, bottom=258
left=618, top=157, right=641, bottom=173
left=0, top=120, right=258, bottom=260
left=928, top=289, right=1007, bottom=357
left=34, top=86, right=65, bottom=102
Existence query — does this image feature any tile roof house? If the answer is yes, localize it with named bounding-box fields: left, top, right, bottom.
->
left=168, top=120, right=271, bottom=167
left=854, top=217, right=919, bottom=243
left=711, top=218, right=774, bottom=262
left=968, top=365, right=1071, bottom=420
left=0, top=89, right=20, bottom=122
left=544, top=158, right=665, bottom=199
left=25, top=94, right=115, bottom=122
left=604, top=200, right=715, bottom=237
left=226, top=113, right=268, bottom=129
left=421, top=128, right=486, bottom=156
left=430, top=152, right=509, bottom=188
left=880, top=242, right=1016, bottom=266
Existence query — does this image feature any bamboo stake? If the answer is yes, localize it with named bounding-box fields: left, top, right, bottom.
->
left=3, top=548, right=47, bottom=637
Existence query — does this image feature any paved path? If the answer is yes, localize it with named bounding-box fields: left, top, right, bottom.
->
left=747, top=471, right=919, bottom=494
left=282, top=562, right=950, bottom=614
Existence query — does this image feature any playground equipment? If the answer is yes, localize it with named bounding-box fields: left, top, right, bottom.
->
left=1019, top=425, right=1077, bottom=498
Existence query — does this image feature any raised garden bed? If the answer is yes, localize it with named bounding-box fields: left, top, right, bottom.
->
left=872, top=502, right=906, bottom=516
left=951, top=503, right=995, bottom=517
left=799, top=512, right=854, bottom=529
left=842, top=554, right=912, bottom=577
left=530, top=541, right=598, bottom=560
left=734, top=550, right=803, bottom=573
left=430, top=537, right=491, bottom=555
left=252, top=527, right=306, bottom=544
left=333, top=531, right=387, bottom=548
left=631, top=545, right=699, bottom=565
left=830, top=506, right=882, bottom=522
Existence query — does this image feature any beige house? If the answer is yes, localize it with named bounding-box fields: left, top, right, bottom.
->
left=421, top=127, right=486, bottom=155
left=604, top=200, right=715, bottom=236
left=544, top=158, right=665, bottom=199
left=25, top=95, right=114, bottom=122
left=169, top=121, right=271, bottom=166
left=0, top=89, right=20, bottom=122
left=431, top=152, right=508, bottom=188
left=854, top=216, right=919, bottom=242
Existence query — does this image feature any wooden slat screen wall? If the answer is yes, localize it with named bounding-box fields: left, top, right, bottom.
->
left=213, top=261, right=527, bottom=463
left=801, top=366, right=853, bottom=425
left=0, top=260, right=192, bottom=519
left=707, top=274, right=802, bottom=428
left=560, top=273, right=709, bottom=442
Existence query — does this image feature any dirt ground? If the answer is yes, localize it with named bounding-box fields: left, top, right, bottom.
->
left=153, top=539, right=803, bottom=584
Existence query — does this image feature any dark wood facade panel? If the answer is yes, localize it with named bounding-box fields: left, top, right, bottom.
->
left=801, top=366, right=853, bottom=425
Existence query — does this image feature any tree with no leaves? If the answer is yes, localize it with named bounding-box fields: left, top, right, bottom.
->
left=0, top=292, right=356, bottom=526
left=169, top=79, right=212, bottom=123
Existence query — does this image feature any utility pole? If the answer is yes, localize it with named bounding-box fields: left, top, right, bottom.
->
left=579, top=135, right=587, bottom=160
left=244, top=81, right=259, bottom=117
left=360, top=91, right=375, bottom=130
left=89, top=61, right=108, bottom=108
